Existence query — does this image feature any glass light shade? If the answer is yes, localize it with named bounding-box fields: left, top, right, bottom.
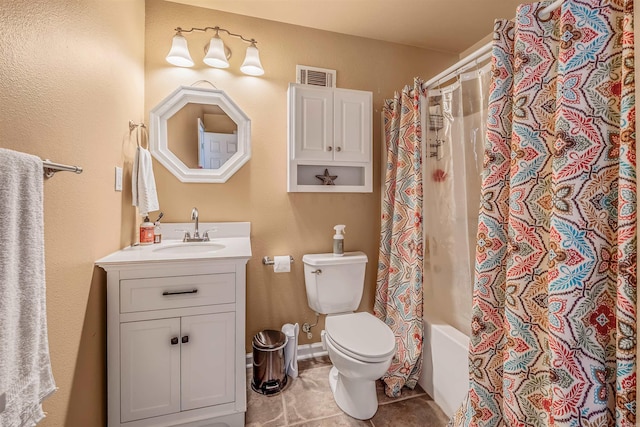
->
left=166, top=33, right=194, bottom=67
left=203, top=36, right=230, bottom=68
left=240, top=44, right=264, bottom=76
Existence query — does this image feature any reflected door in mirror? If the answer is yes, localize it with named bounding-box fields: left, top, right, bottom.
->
left=198, top=121, right=238, bottom=169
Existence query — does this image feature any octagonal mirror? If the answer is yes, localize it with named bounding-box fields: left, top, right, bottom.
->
left=149, top=86, right=251, bottom=183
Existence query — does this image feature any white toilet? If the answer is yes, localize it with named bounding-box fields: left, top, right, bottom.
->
left=303, top=252, right=395, bottom=420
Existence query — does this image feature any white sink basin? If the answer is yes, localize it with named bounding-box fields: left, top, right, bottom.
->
left=96, top=223, right=251, bottom=265
left=152, top=242, right=226, bottom=254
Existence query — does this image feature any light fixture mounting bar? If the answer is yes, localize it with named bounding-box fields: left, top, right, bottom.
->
left=175, top=26, right=257, bottom=44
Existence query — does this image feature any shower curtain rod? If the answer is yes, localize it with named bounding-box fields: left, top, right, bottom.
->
left=423, top=47, right=492, bottom=89
left=423, top=0, right=563, bottom=90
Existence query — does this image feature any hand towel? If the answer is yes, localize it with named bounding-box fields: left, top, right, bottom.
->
left=0, top=148, right=56, bottom=427
left=132, top=146, right=159, bottom=216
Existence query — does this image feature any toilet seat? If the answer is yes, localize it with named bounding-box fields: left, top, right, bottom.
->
left=325, top=312, right=395, bottom=363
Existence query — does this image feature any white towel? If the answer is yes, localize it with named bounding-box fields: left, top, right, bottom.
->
left=0, top=148, right=56, bottom=427
left=132, top=146, right=159, bottom=216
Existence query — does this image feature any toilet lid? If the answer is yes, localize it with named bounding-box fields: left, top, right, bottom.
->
left=325, top=312, right=395, bottom=362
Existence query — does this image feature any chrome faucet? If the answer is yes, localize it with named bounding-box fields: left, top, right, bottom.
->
left=182, top=207, right=210, bottom=242
left=191, top=207, right=200, bottom=239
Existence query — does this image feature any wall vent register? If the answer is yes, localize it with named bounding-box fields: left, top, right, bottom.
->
left=296, top=65, right=336, bottom=88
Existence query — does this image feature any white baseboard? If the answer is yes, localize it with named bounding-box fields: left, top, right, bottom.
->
left=246, top=342, right=328, bottom=369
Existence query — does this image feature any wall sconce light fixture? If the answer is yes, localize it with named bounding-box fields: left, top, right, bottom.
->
left=166, top=26, right=264, bottom=76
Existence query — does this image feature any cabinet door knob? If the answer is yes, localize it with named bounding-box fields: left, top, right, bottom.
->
left=171, top=337, right=179, bottom=345
left=181, top=335, right=189, bottom=344
left=336, top=146, right=342, bottom=152
left=327, top=146, right=333, bottom=152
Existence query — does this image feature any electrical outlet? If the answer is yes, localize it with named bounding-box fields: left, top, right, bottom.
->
left=115, top=166, right=123, bottom=191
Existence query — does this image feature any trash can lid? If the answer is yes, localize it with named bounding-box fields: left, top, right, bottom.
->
left=253, top=329, right=287, bottom=349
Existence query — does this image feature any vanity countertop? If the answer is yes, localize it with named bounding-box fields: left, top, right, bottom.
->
left=96, top=222, right=251, bottom=266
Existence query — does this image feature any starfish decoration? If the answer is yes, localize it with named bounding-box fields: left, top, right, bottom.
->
left=315, top=168, right=338, bottom=185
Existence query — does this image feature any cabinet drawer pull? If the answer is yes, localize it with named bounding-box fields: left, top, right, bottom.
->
left=327, top=146, right=333, bottom=152
left=336, top=146, right=342, bottom=152
left=170, top=337, right=179, bottom=345
left=162, top=289, right=198, bottom=296
left=181, top=335, right=189, bottom=344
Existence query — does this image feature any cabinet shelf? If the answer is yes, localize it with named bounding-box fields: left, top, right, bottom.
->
left=291, top=164, right=368, bottom=192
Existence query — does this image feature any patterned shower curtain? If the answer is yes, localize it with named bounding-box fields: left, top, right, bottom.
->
left=451, top=1, right=636, bottom=426
left=375, top=78, right=425, bottom=398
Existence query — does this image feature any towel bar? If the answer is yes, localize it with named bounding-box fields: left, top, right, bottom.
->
left=42, top=159, right=83, bottom=178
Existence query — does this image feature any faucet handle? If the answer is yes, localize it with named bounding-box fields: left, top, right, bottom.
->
left=174, top=229, right=191, bottom=242
left=203, top=228, right=217, bottom=241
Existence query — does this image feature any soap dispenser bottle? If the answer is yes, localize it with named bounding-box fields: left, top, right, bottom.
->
left=139, top=216, right=155, bottom=245
left=333, top=225, right=346, bottom=256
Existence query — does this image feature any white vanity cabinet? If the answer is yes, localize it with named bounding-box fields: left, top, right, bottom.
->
left=120, top=312, right=236, bottom=422
left=288, top=83, right=372, bottom=192
left=119, top=310, right=235, bottom=422
left=97, top=222, right=251, bottom=427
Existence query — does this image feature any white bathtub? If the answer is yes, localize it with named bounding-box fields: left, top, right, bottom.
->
left=418, top=315, right=470, bottom=418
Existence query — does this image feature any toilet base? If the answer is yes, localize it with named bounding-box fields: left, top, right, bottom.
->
left=328, top=366, right=379, bottom=420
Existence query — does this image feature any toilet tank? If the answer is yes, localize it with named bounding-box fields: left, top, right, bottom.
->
left=302, top=252, right=368, bottom=314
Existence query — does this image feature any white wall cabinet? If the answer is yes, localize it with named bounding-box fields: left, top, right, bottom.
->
left=97, top=224, right=250, bottom=427
left=288, top=83, right=372, bottom=192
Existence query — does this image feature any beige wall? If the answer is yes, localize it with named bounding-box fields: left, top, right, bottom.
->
left=0, top=1, right=454, bottom=424
left=145, top=1, right=457, bottom=352
left=167, top=102, right=201, bottom=168
left=204, top=112, right=237, bottom=134
left=1, top=0, right=636, bottom=425
left=0, top=1, right=144, bottom=425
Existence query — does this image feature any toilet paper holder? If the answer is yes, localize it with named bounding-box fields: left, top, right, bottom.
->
left=262, top=256, right=294, bottom=265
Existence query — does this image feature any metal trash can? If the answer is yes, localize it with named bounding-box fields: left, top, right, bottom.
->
left=251, top=330, right=288, bottom=395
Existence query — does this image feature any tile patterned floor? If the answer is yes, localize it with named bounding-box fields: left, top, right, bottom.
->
left=246, top=356, right=450, bottom=426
